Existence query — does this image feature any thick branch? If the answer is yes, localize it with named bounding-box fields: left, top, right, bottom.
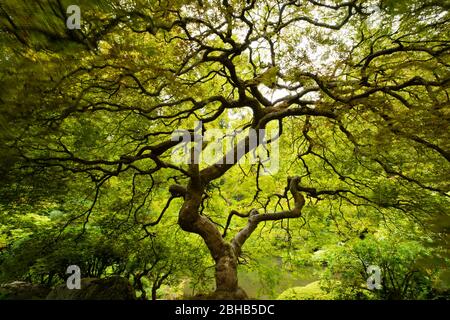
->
left=231, top=176, right=305, bottom=256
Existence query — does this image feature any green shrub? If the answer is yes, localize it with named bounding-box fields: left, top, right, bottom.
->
left=277, top=281, right=334, bottom=300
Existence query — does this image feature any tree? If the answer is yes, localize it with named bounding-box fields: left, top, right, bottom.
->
left=0, top=221, right=210, bottom=299
left=0, top=0, right=448, bottom=299
left=319, top=232, right=437, bottom=300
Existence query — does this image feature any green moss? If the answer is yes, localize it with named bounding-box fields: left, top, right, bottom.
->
left=277, top=281, right=333, bottom=300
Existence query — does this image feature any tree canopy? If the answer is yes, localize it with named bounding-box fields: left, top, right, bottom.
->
left=0, top=0, right=449, bottom=300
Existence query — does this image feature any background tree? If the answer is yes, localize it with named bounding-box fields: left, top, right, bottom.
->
left=0, top=0, right=448, bottom=299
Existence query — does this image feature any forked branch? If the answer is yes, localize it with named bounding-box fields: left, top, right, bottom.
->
left=231, top=176, right=305, bottom=256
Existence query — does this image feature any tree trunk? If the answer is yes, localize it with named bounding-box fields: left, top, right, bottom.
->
left=175, top=176, right=304, bottom=300
left=133, top=273, right=147, bottom=300
left=212, top=243, right=247, bottom=300
left=151, top=283, right=158, bottom=300
left=175, top=180, right=248, bottom=299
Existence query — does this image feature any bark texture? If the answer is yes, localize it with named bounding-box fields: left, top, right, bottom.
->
left=175, top=175, right=305, bottom=299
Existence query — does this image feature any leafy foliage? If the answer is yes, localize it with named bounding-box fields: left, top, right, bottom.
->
left=0, top=0, right=448, bottom=299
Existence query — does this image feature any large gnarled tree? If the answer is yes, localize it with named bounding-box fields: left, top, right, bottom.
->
left=1, top=0, right=448, bottom=298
